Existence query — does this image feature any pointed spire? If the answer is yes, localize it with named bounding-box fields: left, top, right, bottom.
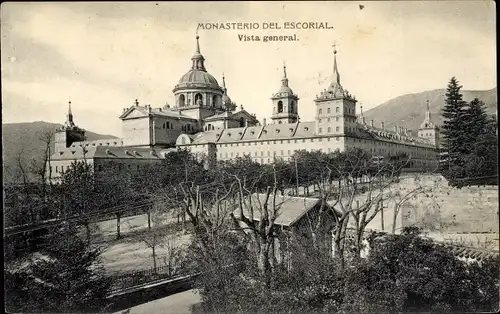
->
left=281, top=62, right=289, bottom=87
left=332, top=41, right=340, bottom=85
left=66, top=100, right=75, bottom=128
left=222, top=73, right=226, bottom=89
left=359, top=103, right=366, bottom=124
left=425, top=100, right=431, bottom=120
left=191, top=35, right=206, bottom=71
left=195, top=35, right=201, bottom=54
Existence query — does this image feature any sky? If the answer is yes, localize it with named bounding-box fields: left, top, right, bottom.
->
left=1, top=1, right=496, bottom=137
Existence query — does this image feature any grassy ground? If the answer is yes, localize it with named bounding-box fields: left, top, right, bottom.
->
left=89, top=213, right=193, bottom=275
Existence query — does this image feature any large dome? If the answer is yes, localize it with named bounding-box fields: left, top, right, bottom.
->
left=177, top=69, right=220, bottom=89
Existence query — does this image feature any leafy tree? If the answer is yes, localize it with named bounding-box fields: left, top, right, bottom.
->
left=5, top=223, right=111, bottom=313
left=343, top=227, right=500, bottom=312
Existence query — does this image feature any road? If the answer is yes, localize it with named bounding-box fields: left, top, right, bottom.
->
left=114, top=289, right=201, bottom=314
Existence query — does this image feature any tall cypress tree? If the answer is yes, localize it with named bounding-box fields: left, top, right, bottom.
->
left=441, top=77, right=469, bottom=157
left=440, top=77, right=469, bottom=181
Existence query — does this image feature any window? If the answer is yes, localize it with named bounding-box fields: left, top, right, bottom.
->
left=327, top=108, right=331, bottom=113
left=336, top=137, right=339, bottom=141
left=336, top=107, right=339, bottom=113
left=280, top=150, right=283, bottom=155
left=98, top=165, right=103, bottom=172
left=336, top=127, right=339, bottom=132
left=277, top=101, right=284, bottom=113
left=319, top=138, right=322, bottom=142
left=327, top=127, right=331, bottom=133
left=319, top=128, right=322, bottom=133
left=261, top=151, right=264, bottom=156
left=318, top=119, right=322, bottom=123
left=327, top=118, right=331, bottom=122
left=287, top=150, right=290, bottom=155
left=302, top=139, right=306, bottom=143
left=319, top=109, right=322, bottom=114
left=55, top=166, right=58, bottom=173
left=336, top=117, right=339, bottom=121
left=267, top=151, right=270, bottom=156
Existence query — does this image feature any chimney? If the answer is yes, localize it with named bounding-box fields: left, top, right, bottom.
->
left=370, top=119, right=374, bottom=127
left=263, top=118, right=267, bottom=126
left=381, top=122, right=385, bottom=130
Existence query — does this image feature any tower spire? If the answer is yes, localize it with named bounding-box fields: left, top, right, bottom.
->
left=281, top=62, right=289, bottom=87
left=332, top=41, right=340, bottom=85
left=191, top=35, right=206, bottom=71
left=195, top=35, right=201, bottom=54
left=66, top=100, right=75, bottom=128
left=425, top=99, right=431, bottom=120
left=222, top=72, right=226, bottom=89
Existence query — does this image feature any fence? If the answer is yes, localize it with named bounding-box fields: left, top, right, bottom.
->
left=109, top=261, right=189, bottom=292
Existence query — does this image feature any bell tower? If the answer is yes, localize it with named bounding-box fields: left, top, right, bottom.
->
left=55, top=101, right=86, bottom=152
left=314, top=44, right=357, bottom=136
left=270, top=63, right=299, bottom=124
left=418, top=100, right=440, bottom=148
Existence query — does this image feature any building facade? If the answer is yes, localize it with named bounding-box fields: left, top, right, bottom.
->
left=48, top=36, right=440, bottom=180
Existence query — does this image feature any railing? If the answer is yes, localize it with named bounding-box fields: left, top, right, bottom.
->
left=109, top=262, right=189, bottom=292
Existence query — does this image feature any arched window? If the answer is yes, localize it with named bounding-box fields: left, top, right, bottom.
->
left=277, top=101, right=284, bottom=113
left=289, top=101, right=295, bottom=113
left=319, top=108, right=323, bottom=114
left=212, top=95, right=218, bottom=107
left=239, top=117, right=245, bottom=127
left=278, top=121, right=282, bottom=124
left=195, top=93, right=203, bottom=106
left=162, top=122, right=166, bottom=129
left=179, top=94, right=185, bottom=107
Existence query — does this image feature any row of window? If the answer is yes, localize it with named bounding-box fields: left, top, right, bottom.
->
left=318, top=117, right=340, bottom=123
left=318, top=106, right=355, bottom=115
left=219, top=147, right=340, bottom=159
left=161, top=122, right=193, bottom=132
left=219, top=137, right=341, bottom=147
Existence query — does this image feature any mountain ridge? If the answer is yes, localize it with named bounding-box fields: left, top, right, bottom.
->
left=2, top=121, right=118, bottom=184
left=364, top=87, right=497, bottom=134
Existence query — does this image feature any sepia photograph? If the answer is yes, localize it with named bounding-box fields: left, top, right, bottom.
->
left=2, top=1, right=498, bottom=313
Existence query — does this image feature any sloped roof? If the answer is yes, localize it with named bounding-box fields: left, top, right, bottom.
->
left=190, top=131, right=222, bottom=144
left=232, top=193, right=322, bottom=226
left=292, top=121, right=316, bottom=138
left=217, top=127, right=247, bottom=143
left=51, top=146, right=165, bottom=161
left=70, top=139, right=123, bottom=148
left=119, top=105, right=197, bottom=121
left=353, top=122, right=434, bottom=147
left=203, top=111, right=230, bottom=122
left=241, top=126, right=264, bottom=141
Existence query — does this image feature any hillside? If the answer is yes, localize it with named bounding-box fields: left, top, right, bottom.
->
left=364, top=88, right=497, bottom=135
left=2, top=121, right=118, bottom=184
